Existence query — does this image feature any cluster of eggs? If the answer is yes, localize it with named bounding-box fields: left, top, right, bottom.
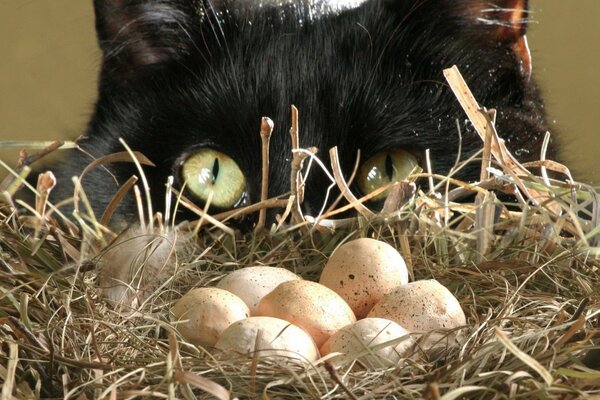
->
left=172, top=238, right=466, bottom=367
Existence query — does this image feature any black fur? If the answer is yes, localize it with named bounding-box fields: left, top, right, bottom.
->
left=45, top=0, right=555, bottom=224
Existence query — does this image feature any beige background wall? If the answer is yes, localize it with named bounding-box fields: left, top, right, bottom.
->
left=1, top=1, right=599, bottom=184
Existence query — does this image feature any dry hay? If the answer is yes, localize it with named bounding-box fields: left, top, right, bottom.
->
left=0, top=67, right=599, bottom=399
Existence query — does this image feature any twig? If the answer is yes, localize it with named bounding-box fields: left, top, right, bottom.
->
left=35, top=171, right=56, bottom=219
left=255, top=117, right=274, bottom=234
left=288, top=105, right=308, bottom=228
left=0, top=140, right=65, bottom=193
left=381, top=181, right=416, bottom=213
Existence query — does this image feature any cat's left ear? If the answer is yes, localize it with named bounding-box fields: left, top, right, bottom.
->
left=93, top=0, right=205, bottom=81
left=457, top=0, right=533, bottom=80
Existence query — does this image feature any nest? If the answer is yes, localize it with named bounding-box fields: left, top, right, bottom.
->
left=0, top=67, right=599, bottom=399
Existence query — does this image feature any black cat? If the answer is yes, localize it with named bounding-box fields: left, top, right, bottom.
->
left=43, top=0, right=555, bottom=225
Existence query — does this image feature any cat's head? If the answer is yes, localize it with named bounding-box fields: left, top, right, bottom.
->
left=53, top=0, right=553, bottom=226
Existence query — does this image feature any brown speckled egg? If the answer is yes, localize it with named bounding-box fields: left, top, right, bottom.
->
left=320, top=317, right=414, bottom=368
left=172, top=287, right=250, bottom=347
left=367, top=280, right=466, bottom=333
left=215, top=316, right=320, bottom=363
left=257, top=280, right=356, bottom=347
left=319, top=238, right=409, bottom=318
left=216, top=266, right=301, bottom=315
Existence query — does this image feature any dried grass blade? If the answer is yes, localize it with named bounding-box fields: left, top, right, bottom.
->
left=554, top=315, right=587, bottom=348
left=1, top=342, right=18, bottom=400
left=80, top=151, right=155, bottom=180
left=209, top=198, right=289, bottom=224
left=173, top=371, right=230, bottom=400
left=475, top=191, right=496, bottom=260
left=494, top=327, right=553, bottom=386
left=173, top=190, right=235, bottom=237
left=443, top=66, right=560, bottom=214
left=439, top=386, right=491, bottom=400
left=522, top=160, right=573, bottom=179
left=327, top=150, right=361, bottom=213
left=100, top=175, right=139, bottom=227
left=2, top=166, right=31, bottom=197
left=329, top=147, right=374, bottom=219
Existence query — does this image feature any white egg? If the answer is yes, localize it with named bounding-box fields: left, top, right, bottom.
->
left=172, top=287, right=250, bottom=347
left=215, top=316, right=320, bottom=363
left=216, top=266, right=301, bottom=315
left=320, top=318, right=414, bottom=368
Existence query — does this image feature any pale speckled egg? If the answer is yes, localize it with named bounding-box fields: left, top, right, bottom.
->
left=320, top=317, right=414, bottom=368
left=367, top=280, right=466, bottom=333
left=216, top=266, right=302, bottom=315
left=215, top=316, right=319, bottom=363
left=319, top=238, right=409, bottom=318
left=172, top=287, right=250, bottom=347
left=257, top=280, right=356, bottom=347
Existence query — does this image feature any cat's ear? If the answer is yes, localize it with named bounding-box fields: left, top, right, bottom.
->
left=452, top=0, right=533, bottom=80
left=93, top=0, right=204, bottom=80
left=383, top=0, right=533, bottom=80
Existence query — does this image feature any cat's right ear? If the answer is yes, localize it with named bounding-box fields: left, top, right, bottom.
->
left=94, top=0, right=213, bottom=83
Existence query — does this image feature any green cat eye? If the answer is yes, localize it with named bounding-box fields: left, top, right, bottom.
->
left=357, top=148, right=418, bottom=201
left=181, top=149, right=246, bottom=209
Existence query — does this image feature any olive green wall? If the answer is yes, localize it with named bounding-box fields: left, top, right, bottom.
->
left=1, top=1, right=599, bottom=183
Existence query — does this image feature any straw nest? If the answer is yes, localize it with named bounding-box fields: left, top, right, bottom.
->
left=0, top=67, right=598, bottom=399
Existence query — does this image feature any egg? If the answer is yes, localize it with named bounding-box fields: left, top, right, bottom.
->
left=257, top=280, right=356, bottom=347
left=320, top=318, right=414, bottom=368
left=367, top=280, right=466, bottom=334
left=215, top=316, right=320, bottom=363
left=319, top=238, right=409, bottom=318
left=216, top=266, right=302, bottom=315
left=172, top=287, right=250, bottom=347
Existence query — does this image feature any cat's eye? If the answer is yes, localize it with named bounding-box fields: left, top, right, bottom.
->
left=181, top=149, right=247, bottom=209
left=357, top=148, right=418, bottom=201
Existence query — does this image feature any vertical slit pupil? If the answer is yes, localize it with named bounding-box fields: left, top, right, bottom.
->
left=212, top=157, right=220, bottom=184
left=385, top=153, right=394, bottom=180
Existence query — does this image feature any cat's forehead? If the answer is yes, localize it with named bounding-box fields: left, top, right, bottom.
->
left=203, top=0, right=368, bottom=22
left=212, top=0, right=367, bottom=11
